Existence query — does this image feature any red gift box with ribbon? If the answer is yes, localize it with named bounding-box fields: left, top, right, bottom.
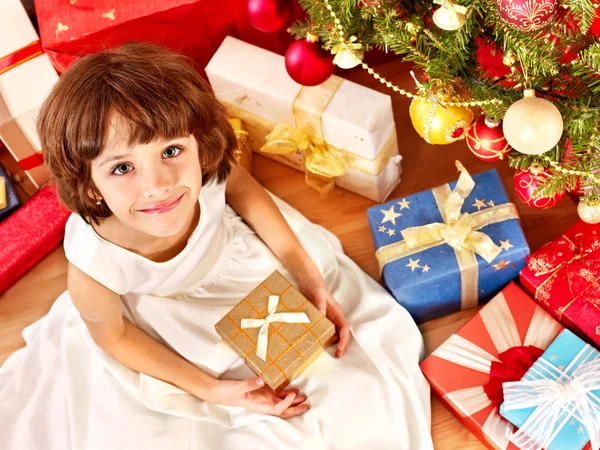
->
left=520, top=221, right=600, bottom=350
left=34, top=0, right=305, bottom=75
left=420, top=282, right=564, bottom=450
left=0, top=0, right=58, bottom=192
left=0, top=184, right=71, bottom=296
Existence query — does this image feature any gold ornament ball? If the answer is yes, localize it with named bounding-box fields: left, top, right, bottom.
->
left=409, top=95, right=473, bottom=145
left=577, top=197, right=600, bottom=224
left=406, top=15, right=424, bottom=35
left=502, top=50, right=517, bottom=67
left=502, top=89, right=563, bottom=155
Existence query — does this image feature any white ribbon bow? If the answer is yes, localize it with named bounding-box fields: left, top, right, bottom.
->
left=241, top=295, right=310, bottom=361
left=503, top=355, right=600, bottom=450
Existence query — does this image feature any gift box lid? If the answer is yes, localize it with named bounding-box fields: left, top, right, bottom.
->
left=0, top=0, right=39, bottom=57
left=206, top=36, right=395, bottom=160
left=367, top=166, right=530, bottom=323
left=500, top=329, right=600, bottom=450
left=0, top=0, right=58, bottom=122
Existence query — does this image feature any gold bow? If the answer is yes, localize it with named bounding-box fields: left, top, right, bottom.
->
left=402, top=161, right=502, bottom=264
left=261, top=121, right=348, bottom=194
left=376, top=161, right=519, bottom=310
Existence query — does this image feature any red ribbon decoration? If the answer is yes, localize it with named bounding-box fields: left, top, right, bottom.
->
left=18, top=152, right=44, bottom=171
left=527, top=231, right=600, bottom=277
left=0, top=41, right=44, bottom=76
left=483, top=345, right=544, bottom=411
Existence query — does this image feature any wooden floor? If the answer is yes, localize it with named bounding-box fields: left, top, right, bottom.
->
left=0, top=58, right=580, bottom=449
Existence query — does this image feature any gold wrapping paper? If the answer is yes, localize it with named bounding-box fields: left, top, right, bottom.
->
left=228, top=118, right=252, bottom=173
left=215, top=271, right=336, bottom=392
left=0, top=176, right=6, bottom=209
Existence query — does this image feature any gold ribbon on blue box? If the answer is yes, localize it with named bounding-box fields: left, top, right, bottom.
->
left=370, top=161, right=527, bottom=322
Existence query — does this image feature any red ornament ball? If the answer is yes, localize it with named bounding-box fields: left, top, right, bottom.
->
left=466, top=116, right=512, bottom=162
left=562, top=139, right=585, bottom=195
left=514, top=163, right=565, bottom=209
left=496, top=0, right=557, bottom=32
left=247, top=0, right=294, bottom=33
left=285, top=34, right=335, bottom=86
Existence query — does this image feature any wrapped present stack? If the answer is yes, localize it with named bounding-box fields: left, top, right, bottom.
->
left=215, top=271, right=336, bottom=392
left=0, top=0, right=58, bottom=193
left=206, top=36, right=403, bottom=202
left=367, top=160, right=530, bottom=323
left=421, top=283, right=564, bottom=450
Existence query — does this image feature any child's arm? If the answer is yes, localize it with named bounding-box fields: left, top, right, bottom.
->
left=67, top=262, right=308, bottom=418
left=225, top=163, right=352, bottom=358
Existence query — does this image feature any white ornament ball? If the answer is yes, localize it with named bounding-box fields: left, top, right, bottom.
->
left=503, top=89, right=563, bottom=155
left=578, top=198, right=600, bottom=224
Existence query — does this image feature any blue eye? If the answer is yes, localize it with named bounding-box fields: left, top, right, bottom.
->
left=111, top=163, right=133, bottom=175
left=163, top=144, right=184, bottom=158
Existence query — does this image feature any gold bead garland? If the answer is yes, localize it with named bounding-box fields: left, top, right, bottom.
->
left=321, top=0, right=502, bottom=107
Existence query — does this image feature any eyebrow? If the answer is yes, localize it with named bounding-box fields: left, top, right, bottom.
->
left=99, top=152, right=131, bottom=168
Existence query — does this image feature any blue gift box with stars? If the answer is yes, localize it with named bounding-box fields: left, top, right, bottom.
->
left=367, top=165, right=529, bottom=323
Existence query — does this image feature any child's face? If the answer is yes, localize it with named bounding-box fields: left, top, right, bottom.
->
left=91, top=119, right=203, bottom=238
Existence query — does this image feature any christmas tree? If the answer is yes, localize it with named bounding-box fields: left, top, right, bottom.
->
left=288, top=0, right=600, bottom=219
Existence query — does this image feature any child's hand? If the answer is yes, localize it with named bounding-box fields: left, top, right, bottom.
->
left=296, top=273, right=352, bottom=358
left=209, top=377, right=309, bottom=419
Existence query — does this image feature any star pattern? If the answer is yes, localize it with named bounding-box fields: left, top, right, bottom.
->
left=472, top=198, right=487, bottom=211
left=499, top=239, right=514, bottom=251
left=379, top=225, right=387, bottom=233
left=381, top=205, right=402, bottom=225
left=550, top=354, right=558, bottom=361
left=387, top=229, right=395, bottom=237
left=406, top=258, right=421, bottom=272
left=488, top=200, right=495, bottom=207
left=570, top=419, right=576, bottom=426
left=493, top=259, right=510, bottom=270
left=578, top=426, right=585, bottom=434
left=558, top=364, right=565, bottom=371
left=422, top=264, right=430, bottom=273
left=398, top=198, right=411, bottom=210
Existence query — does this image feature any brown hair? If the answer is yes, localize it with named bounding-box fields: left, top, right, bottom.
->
left=37, top=42, right=236, bottom=225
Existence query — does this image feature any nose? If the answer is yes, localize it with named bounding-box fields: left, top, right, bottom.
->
left=140, top=163, right=173, bottom=199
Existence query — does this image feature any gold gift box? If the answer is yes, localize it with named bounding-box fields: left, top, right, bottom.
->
left=215, top=271, right=336, bottom=392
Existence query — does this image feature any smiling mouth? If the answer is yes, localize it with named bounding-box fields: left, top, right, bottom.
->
left=138, top=194, right=184, bottom=214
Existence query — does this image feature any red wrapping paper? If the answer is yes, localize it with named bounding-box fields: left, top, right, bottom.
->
left=420, top=283, right=564, bottom=450
left=34, top=0, right=304, bottom=74
left=0, top=184, right=70, bottom=296
left=520, top=220, right=600, bottom=349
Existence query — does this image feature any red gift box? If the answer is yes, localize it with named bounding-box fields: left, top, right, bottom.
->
left=420, top=283, right=564, bottom=450
left=34, top=0, right=304, bottom=75
left=0, top=184, right=70, bottom=296
left=520, top=221, right=600, bottom=350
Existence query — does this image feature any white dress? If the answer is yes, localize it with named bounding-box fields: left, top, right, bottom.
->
left=0, top=181, right=432, bottom=450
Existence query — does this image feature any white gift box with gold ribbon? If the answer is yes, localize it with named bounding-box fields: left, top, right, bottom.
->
left=0, top=0, right=58, bottom=191
left=206, top=36, right=402, bottom=202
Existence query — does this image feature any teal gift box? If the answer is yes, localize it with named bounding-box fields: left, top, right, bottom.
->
left=500, top=329, right=600, bottom=450
left=367, top=161, right=529, bottom=323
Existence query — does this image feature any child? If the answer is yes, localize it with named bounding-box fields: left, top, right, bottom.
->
left=0, top=43, right=432, bottom=450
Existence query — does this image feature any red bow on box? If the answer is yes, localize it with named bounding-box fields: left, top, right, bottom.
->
left=483, top=345, right=544, bottom=411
